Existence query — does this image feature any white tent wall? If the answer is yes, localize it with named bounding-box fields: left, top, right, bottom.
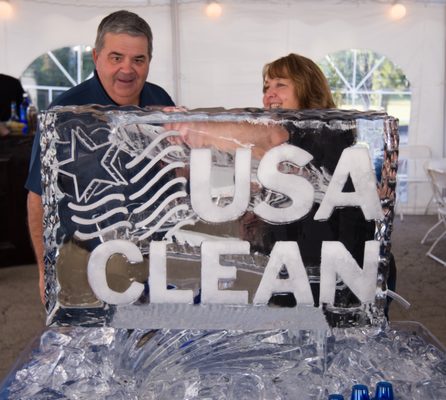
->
left=0, top=0, right=445, bottom=214
left=0, top=1, right=175, bottom=99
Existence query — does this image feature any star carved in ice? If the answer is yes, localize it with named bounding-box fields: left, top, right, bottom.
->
left=57, top=126, right=128, bottom=202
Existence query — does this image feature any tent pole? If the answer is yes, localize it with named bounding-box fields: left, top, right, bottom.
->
left=170, top=0, right=182, bottom=105
left=444, top=4, right=446, bottom=157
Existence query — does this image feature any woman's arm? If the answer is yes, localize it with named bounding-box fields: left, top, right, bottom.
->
left=164, top=120, right=289, bottom=158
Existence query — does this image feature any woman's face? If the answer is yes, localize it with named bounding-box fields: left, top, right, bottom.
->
left=262, top=76, right=299, bottom=110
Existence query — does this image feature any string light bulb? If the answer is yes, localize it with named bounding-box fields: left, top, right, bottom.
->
left=205, top=1, right=222, bottom=19
left=0, top=0, right=13, bottom=19
left=389, top=2, right=407, bottom=20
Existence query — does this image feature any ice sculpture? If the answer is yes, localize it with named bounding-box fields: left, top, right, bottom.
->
left=4, top=106, right=446, bottom=400
left=40, top=105, right=398, bottom=328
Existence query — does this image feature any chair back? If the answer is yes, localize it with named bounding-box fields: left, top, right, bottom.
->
left=425, top=159, right=446, bottom=209
left=398, top=145, right=432, bottom=179
left=396, top=145, right=433, bottom=219
left=399, top=145, right=432, bottom=160
left=423, top=159, right=446, bottom=266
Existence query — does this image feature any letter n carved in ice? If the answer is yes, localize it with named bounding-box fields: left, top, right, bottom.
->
left=319, top=240, right=380, bottom=305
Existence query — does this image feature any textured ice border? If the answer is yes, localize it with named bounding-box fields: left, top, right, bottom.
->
left=2, top=323, right=445, bottom=400
left=112, top=303, right=329, bottom=331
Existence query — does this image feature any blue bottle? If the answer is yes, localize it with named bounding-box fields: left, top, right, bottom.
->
left=328, top=394, right=345, bottom=400
left=19, top=93, right=30, bottom=123
left=374, top=381, right=394, bottom=400
left=350, top=384, right=370, bottom=400
left=9, top=101, right=20, bottom=122
left=19, top=93, right=31, bottom=134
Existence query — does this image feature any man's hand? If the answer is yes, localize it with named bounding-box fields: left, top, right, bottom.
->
left=27, top=191, right=45, bottom=304
left=38, top=271, right=45, bottom=305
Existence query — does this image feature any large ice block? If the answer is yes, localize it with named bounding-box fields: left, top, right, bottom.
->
left=39, top=105, right=398, bottom=328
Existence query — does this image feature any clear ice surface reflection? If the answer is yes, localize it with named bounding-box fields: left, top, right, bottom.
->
left=40, top=106, right=399, bottom=328
left=2, top=324, right=445, bottom=399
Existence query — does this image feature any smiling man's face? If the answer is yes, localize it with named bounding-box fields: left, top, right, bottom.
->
left=93, top=32, right=150, bottom=106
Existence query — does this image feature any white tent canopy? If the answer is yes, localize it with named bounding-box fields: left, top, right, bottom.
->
left=1, top=0, right=445, bottom=212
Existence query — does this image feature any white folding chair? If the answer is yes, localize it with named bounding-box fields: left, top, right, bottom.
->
left=420, top=159, right=446, bottom=267
left=396, top=145, right=432, bottom=220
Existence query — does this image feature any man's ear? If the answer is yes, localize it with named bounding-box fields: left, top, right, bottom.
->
left=92, top=48, right=98, bottom=65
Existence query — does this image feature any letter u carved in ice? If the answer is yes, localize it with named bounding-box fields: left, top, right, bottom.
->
left=190, top=148, right=251, bottom=223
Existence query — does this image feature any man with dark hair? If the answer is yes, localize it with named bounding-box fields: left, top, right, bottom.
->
left=25, top=10, right=174, bottom=303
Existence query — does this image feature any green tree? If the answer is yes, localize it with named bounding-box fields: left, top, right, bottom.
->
left=318, top=49, right=410, bottom=110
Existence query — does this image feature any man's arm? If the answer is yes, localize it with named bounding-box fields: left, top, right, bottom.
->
left=27, top=191, right=45, bottom=304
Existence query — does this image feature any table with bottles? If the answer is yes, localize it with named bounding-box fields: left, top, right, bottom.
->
left=4, top=93, right=37, bottom=136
